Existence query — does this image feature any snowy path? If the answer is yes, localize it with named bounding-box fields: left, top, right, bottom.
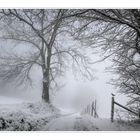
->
left=1, top=101, right=139, bottom=131
left=41, top=113, right=99, bottom=131
left=40, top=113, right=140, bottom=131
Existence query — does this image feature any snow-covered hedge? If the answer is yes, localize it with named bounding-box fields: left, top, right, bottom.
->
left=0, top=102, right=60, bottom=131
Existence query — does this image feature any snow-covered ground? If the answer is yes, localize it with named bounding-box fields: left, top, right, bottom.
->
left=0, top=100, right=140, bottom=131
left=0, top=101, right=60, bottom=131
left=40, top=113, right=140, bottom=131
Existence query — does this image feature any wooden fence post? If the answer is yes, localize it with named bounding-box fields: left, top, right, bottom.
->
left=94, top=100, right=97, bottom=118
left=91, top=101, right=94, bottom=116
left=111, top=94, right=115, bottom=122
left=138, top=109, right=140, bottom=119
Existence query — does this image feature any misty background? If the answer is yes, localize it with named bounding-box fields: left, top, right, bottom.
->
left=0, top=41, right=128, bottom=118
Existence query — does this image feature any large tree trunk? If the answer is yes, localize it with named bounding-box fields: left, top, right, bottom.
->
left=42, top=80, right=49, bottom=102
left=40, top=10, right=50, bottom=103
left=41, top=10, right=60, bottom=103
left=42, top=70, right=50, bottom=103
left=41, top=50, right=51, bottom=103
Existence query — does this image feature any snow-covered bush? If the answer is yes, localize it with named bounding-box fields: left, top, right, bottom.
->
left=0, top=102, right=60, bottom=131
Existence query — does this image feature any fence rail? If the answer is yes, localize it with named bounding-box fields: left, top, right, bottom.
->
left=81, top=100, right=99, bottom=118
left=111, top=94, right=140, bottom=122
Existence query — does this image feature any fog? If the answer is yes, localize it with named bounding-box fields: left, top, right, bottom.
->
left=53, top=58, right=128, bottom=118
left=0, top=45, right=128, bottom=118
left=0, top=35, right=129, bottom=119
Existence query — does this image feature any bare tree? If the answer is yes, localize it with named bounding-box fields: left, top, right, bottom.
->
left=0, top=9, right=94, bottom=103
left=69, top=9, right=140, bottom=110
